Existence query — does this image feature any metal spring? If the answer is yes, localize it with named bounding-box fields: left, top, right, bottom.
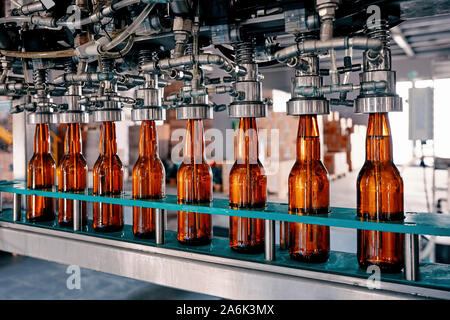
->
left=63, top=58, right=76, bottom=74
left=184, top=43, right=193, bottom=56
left=365, top=19, right=391, bottom=47
left=233, top=41, right=255, bottom=65
left=33, top=69, right=48, bottom=86
left=100, top=57, right=115, bottom=73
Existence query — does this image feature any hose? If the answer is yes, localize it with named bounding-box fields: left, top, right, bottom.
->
left=0, top=49, right=76, bottom=58
left=101, top=3, right=155, bottom=52
left=99, top=34, right=135, bottom=58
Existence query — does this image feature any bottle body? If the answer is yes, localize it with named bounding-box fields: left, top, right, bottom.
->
left=132, top=120, right=165, bottom=238
left=288, top=115, right=330, bottom=263
left=177, top=119, right=213, bottom=245
left=57, top=123, right=88, bottom=226
left=229, top=117, right=267, bottom=253
left=27, top=124, right=56, bottom=222
left=357, top=113, right=404, bottom=273
left=93, top=121, right=124, bottom=232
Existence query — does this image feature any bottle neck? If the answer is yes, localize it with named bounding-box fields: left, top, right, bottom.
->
left=365, top=113, right=393, bottom=162
left=139, top=120, right=159, bottom=157
left=64, top=123, right=82, bottom=154
left=235, top=117, right=259, bottom=164
left=33, top=123, right=50, bottom=154
left=296, top=115, right=321, bottom=161
left=183, top=119, right=206, bottom=163
left=99, top=121, right=118, bottom=156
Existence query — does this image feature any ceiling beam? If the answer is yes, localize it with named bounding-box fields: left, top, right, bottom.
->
left=391, top=26, right=415, bottom=57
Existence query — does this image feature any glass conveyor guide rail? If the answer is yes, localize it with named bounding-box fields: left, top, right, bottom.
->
left=1, top=180, right=450, bottom=236
left=0, top=208, right=449, bottom=298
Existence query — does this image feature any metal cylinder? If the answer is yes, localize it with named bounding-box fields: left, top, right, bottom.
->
left=404, top=233, right=420, bottom=281
left=264, top=219, right=276, bottom=261
left=13, top=193, right=21, bottom=221
left=155, top=209, right=165, bottom=244
left=0, top=192, right=2, bottom=213
left=73, top=199, right=81, bottom=231
left=280, top=221, right=289, bottom=250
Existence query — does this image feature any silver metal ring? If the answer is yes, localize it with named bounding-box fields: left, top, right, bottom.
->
left=58, top=111, right=90, bottom=124
left=27, top=112, right=58, bottom=124
left=175, top=104, right=213, bottom=120
left=228, top=102, right=266, bottom=118
left=354, top=95, right=402, bottom=113
left=131, top=107, right=166, bottom=121
left=287, top=98, right=329, bottom=115
left=92, top=109, right=123, bottom=122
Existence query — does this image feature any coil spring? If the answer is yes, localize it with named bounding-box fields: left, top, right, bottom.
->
left=63, top=58, right=76, bottom=74
left=100, top=57, right=115, bottom=73
left=184, top=43, right=193, bottom=56
left=233, top=41, right=255, bottom=65
left=33, top=69, right=48, bottom=86
left=138, top=49, right=154, bottom=72
left=365, top=19, right=391, bottom=47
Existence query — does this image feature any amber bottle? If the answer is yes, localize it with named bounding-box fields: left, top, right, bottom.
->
left=57, top=123, right=88, bottom=226
left=229, top=117, right=267, bottom=253
left=288, top=115, right=330, bottom=263
left=27, top=124, right=56, bottom=222
left=357, top=112, right=404, bottom=273
left=132, top=120, right=165, bottom=238
left=93, top=121, right=124, bottom=232
left=177, top=119, right=213, bottom=245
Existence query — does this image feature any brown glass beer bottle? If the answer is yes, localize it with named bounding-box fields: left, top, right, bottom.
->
left=57, top=123, right=88, bottom=226
left=229, top=117, right=267, bottom=253
left=132, top=120, right=165, bottom=238
left=357, top=112, right=404, bottom=273
left=93, top=121, right=124, bottom=232
left=27, top=123, right=56, bottom=222
left=177, top=119, right=212, bottom=245
left=288, top=115, right=330, bottom=263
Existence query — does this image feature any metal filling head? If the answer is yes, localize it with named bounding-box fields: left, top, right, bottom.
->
left=228, top=101, right=267, bottom=118
left=287, top=97, right=330, bottom=115
left=131, top=107, right=166, bottom=121
left=92, top=108, right=123, bottom=122
left=58, top=111, right=90, bottom=124
left=175, top=104, right=213, bottom=120
left=354, top=94, right=402, bottom=114
left=27, top=104, right=58, bottom=124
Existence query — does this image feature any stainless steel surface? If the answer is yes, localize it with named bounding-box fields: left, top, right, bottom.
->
left=155, top=209, right=165, bottom=244
left=228, top=102, right=267, bottom=118
left=175, top=104, right=213, bottom=120
left=280, top=221, right=289, bottom=250
left=265, top=219, right=276, bottom=261
left=405, top=233, right=420, bottom=281
left=287, top=98, right=330, bottom=115
left=73, top=199, right=81, bottom=231
left=13, top=194, right=21, bottom=221
left=0, top=221, right=447, bottom=299
left=92, top=109, right=123, bottom=122
left=58, top=111, right=90, bottom=124
left=131, top=107, right=166, bottom=121
left=27, top=111, right=58, bottom=124
left=354, top=95, right=403, bottom=113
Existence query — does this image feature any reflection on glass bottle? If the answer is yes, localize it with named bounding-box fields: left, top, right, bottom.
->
left=288, top=115, right=329, bottom=263
left=93, top=121, right=124, bottom=232
left=229, top=117, right=267, bottom=253
left=27, top=123, right=56, bottom=222
left=132, top=120, right=165, bottom=238
left=57, top=123, right=88, bottom=226
left=357, top=112, right=404, bottom=273
left=177, top=119, right=212, bottom=245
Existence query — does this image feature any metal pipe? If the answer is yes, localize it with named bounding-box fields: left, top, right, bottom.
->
left=73, top=199, right=81, bottom=231
left=13, top=193, right=21, bottom=221
left=274, top=37, right=382, bottom=63
left=404, top=233, right=420, bottom=281
left=155, top=209, right=165, bottom=244
left=0, top=49, right=76, bottom=59
left=264, top=219, right=276, bottom=261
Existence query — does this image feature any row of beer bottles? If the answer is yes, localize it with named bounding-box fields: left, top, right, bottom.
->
left=27, top=112, right=404, bottom=273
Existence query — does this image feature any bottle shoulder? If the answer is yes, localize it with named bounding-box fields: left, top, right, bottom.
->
left=357, top=161, right=403, bottom=186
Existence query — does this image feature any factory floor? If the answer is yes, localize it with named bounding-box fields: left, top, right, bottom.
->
left=0, top=167, right=447, bottom=299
